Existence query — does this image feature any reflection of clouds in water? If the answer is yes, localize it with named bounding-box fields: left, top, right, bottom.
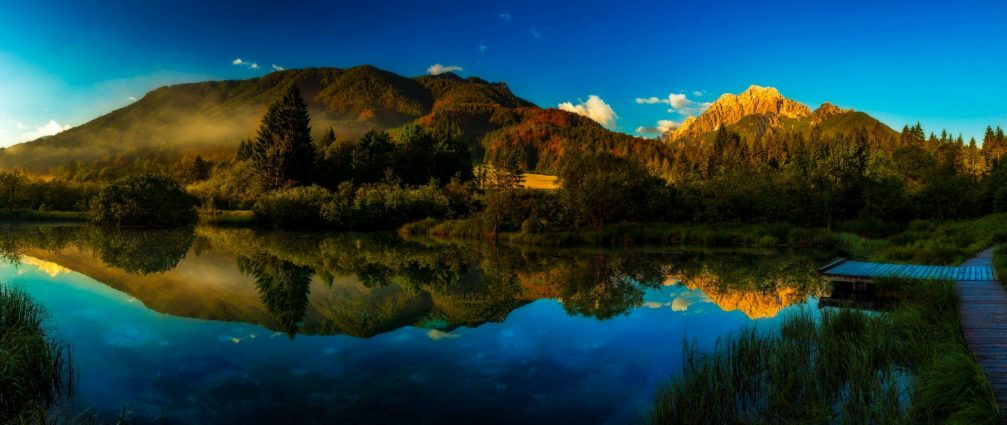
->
left=105, top=325, right=153, bottom=348
left=671, top=291, right=709, bottom=312
left=498, top=328, right=535, bottom=359
left=642, top=287, right=711, bottom=314
left=427, top=329, right=460, bottom=340
left=19, top=256, right=71, bottom=277
left=217, top=335, right=243, bottom=344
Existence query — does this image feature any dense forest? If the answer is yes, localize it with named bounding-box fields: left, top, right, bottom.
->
left=0, top=81, right=1005, bottom=237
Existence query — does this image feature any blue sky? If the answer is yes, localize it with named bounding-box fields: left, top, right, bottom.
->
left=1, top=0, right=1005, bottom=147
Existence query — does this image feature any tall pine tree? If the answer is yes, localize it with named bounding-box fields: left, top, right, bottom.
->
left=251, top=85, right=316, bottom=189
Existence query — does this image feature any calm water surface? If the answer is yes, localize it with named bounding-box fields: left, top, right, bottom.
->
left=0, top=225, right=830, bottom=424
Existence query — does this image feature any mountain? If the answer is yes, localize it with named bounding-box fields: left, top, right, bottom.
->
left=0, top=66, right=618, bottom=175
left=1, top=70, right=899, bottom=178
left=666, top=85, right=896, bottom=142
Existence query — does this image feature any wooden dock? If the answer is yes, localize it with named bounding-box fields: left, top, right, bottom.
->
left=819, top=258, right=996, bottom=282
left=954, top=247, right=1007, bottom=409
left=820, top=249, right=1007, bottom=410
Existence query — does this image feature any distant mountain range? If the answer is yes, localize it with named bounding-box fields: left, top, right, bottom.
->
left=666, top=84, right=896, bottom=142
left=0, top=67, right=896, bottom=176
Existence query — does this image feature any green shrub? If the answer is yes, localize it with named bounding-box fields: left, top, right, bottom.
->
left=254, top=185, right=336, bottom=229
left=90, top=174, right=197, bottom=227
left=338, top=183, right=450, bottom=230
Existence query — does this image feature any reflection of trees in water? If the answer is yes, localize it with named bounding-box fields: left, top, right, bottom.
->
left=236, top=253, right=313, bottom=338
left=0, top=224, right=196, bottom=275
left=661, top=252, right=827, bottom=319
left=85, top=226, right=195, bottom=275
left=0, top=224, right=830, bottom=337
left=551, top=255, right=665, bottom=320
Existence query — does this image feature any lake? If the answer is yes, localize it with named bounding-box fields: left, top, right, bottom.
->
left=0, top=224, right=831, bottom=424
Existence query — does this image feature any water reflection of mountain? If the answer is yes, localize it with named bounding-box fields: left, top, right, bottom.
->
left=1, top=224, right=830, bottom=338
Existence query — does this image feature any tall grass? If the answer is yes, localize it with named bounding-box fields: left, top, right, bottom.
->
left=866, top=214, right=1007, bottom=265
left=0, top=284, right=73, bottom=422
left=994, top=245, right=1007, bottom=283
left=649, top=280, right=1003, bottom=424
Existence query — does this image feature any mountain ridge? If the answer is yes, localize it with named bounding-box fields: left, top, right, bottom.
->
left=0, top=68, right=898, bottom=178
left=666, top=85, right=895, bottom=142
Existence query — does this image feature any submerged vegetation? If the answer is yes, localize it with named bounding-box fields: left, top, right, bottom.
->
left=650, top=279, right=1002, bottom=424
left=0, top=284, right=73, bottom=422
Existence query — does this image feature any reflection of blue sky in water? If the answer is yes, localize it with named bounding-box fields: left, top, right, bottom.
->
left=2, top=258, right=816, bottom=425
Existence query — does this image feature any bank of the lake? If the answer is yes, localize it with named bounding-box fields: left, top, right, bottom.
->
left=650, top=278, right=1004, bottom=424
left=402, top=213, right=1007, bottom=264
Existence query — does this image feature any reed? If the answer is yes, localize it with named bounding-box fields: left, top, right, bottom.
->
left=649, top=279, right=1003, bottom=424
left=0, top=284, right=73, bottom=422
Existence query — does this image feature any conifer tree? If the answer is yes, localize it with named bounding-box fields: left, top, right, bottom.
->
left=250, top=85, right=316, bottom=189
left=188, top=155, right=210, bottom=182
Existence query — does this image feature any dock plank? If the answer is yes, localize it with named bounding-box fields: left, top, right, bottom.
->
left=954, top=248, right=1006, bottom=413
left=819, top=247, right=1006, bottom=412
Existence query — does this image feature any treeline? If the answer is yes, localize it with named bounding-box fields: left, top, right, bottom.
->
left=412, top=122, right=1007, bottom=240
left=187, top=85, right=476, bottom=229
left=661, top=124, right=1007, bottom=227
left=3, top=81, right=1006, bottom=236
left=0, top=170, right=98, bottom=211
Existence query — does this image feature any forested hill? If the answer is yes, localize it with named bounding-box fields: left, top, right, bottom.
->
left=0, top=68, right=909, bottom=181
left=0, top=66, right=662, bottom=179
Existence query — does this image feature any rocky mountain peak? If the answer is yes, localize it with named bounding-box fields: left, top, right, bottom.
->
left=810, top=102, right=851, bottom=125
left=669, top=85, right=811, bottom=139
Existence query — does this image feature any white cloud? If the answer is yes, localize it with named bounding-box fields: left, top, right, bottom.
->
left=558, top=95, right=619, bottom=129
left=479, top=44, right=487, bottom=53
left=427, top=63, right=463, bottom=75
left=693, top=90, right=704, bottom=97
left=530, top=27, right=542, bottom=39
left=14, top=121, right=26, bottom=129
left=636, top=92, right=711, bottom=116
left=127, top=96, right=137, bottom=102
left=499, top=13, right=512, bottom=21
left=18, top=120, right=72, bottom=142
left=232, top=58, right=260, bottom=70
left=272, top=64, right=285, bottom=71
left=635, top=119, right=679, bottom=135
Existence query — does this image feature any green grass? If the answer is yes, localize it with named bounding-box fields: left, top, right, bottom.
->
left=0, top=284, right=73, bottom=422
left=863, top=214, right=1007, bottom=265
left=994, top=246, right=1007, bottom=284
left=649, top=279, right=1003, bottom=425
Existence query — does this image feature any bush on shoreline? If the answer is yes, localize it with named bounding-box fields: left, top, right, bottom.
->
left=90, top=174, right=197, bottom=227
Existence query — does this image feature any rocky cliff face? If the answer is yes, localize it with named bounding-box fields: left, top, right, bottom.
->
left=669, top=85, right=812, bottom=139
left=810, top=102, right=851, bottom=126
